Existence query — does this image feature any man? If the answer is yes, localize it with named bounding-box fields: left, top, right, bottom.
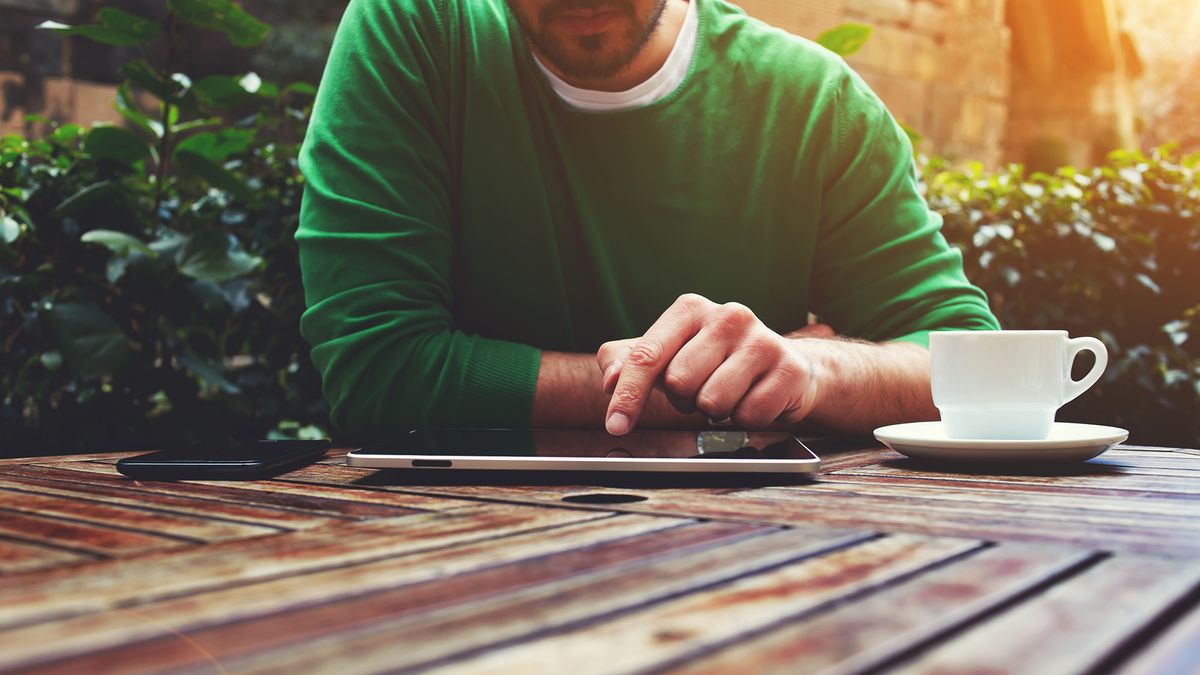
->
left=295, top=0, right=999, bottom=440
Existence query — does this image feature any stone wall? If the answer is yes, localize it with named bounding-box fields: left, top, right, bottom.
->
left=737, top=0, right=1011, bottom=166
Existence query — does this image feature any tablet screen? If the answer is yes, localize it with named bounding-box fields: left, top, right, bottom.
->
left=367, top=429, right=815, bottom=460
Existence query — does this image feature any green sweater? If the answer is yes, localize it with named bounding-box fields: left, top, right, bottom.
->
left=296, top=0, right=1000, bottom=437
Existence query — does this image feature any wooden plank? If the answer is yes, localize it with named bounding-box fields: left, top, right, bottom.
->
left=1117, top=597, right=1200, bottom=675
left=758, top=481, right=1200, bottom=522
left=0, top=451, right=141, bottom=466
left=674, top=543, right=1094, bottom=674
left=0, top=515, right=685, bottom=672
left=0, top=488, right=278, bottom=543
left=836, top=463, right=1200, bottom=495
left=0, top=466, right=383, bottom=526
left=53, top=460, right=472, bottom=513
left=11, top=517, right=778, bottom=673
left=0, top=511, right=190, bottom=557
left=804, top=474, right=1200, bottom=517
left=0, top=537, right=93, bottom=575
left=302, top=473, right=1200, bottom=556
left=159, top=524, right=872, bottom=675
left=0, top=504, right=603, bottom=633
left=892, top=556, right=1200, bottom=674
left=0, top=473, right=335, bottom=531
left=414, top=534, right=982, bottom=675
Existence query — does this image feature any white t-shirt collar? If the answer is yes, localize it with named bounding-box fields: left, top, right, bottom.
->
left=533, top=0, right=698, bottom=112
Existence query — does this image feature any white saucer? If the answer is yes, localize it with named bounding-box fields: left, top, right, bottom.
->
left=873, top=422, right=1129, bottom=463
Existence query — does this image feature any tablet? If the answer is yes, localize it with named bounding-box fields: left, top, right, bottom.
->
left=347, top=429, right=821, bottom=474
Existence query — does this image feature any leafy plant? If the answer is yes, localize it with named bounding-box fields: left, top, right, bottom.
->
left=924, top=148, right=1200, bottom=445
left=1, top=0, right=324, bottom=455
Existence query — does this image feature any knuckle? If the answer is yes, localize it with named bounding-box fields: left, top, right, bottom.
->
left=745, top=335, right=782, bottom=361
left=662, top=367, right=691, bottom=393
left=612, top=386, right=644, bottom=408
left=626, top=339, right=665, bottom=368
left=696, top=393, right=731, bottom=419
left=721, top=302, right=757, bottom=325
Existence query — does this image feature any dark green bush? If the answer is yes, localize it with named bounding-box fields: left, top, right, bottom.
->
left=1, top=5, right=1196, bottom=454
left=1, top=1, right=324, bottom=455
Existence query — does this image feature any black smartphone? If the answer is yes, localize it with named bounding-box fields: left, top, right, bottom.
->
left=116, top=439, right=331, bottom=481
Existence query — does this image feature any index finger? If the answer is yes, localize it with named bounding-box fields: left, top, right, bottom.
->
left=605, top=295, right=708, bottom=435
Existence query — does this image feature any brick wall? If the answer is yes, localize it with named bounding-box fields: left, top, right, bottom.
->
left=0, top=71, right=121, bottom=137
left=737, top=0, right=1012, bottom=166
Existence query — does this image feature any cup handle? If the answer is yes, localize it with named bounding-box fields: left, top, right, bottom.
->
left=1064, top=337, right=1108, bottom=404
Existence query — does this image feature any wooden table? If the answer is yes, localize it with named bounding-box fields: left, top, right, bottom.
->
left=1, top=441, right=1198, bottom=674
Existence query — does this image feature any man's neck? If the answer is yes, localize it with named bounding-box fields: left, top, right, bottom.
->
left=536, top=0, right=691, bottom=92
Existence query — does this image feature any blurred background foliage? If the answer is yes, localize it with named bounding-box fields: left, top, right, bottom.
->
left=0, top=2, right=1197, bottom=455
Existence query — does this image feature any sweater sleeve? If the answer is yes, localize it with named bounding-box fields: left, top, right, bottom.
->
left=808, top=66, right=1000, bottom=348
left=296, top=0, right=541, bottom=439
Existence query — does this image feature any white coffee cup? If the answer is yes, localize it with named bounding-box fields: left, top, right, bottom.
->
left=929, top=330, right=1108, bottom=440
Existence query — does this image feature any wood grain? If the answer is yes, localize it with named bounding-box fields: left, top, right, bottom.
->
left=0, top=487, right=278, bottom=544
left=892, top=555, right=1200, bottom=674
left=46, top=460, right=472, bottom=513
left=1116, top=597, right=1200, bottom=675
left=1, top=464, right=427, bottom=521
left=837, top=462, right=1200, bottom=495
left=0, top=510, right=191, bottom=557
left=420, top=534, right=982, bottom=675
left=0, top=471, right=341, bottom=529
left=0, top=537, right=93, bottom=575
left=0, top=504, right=602, bottom=633
left=674, top=543, right=1095, bottom=674
left=0, top=513, right=685, bottom=672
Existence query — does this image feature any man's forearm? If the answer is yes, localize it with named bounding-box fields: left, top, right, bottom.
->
left=802, top=337, right=938, bottom=435
left=535, top=338, right=936, bottom=434
left=532, top=352, right=706, bottom=428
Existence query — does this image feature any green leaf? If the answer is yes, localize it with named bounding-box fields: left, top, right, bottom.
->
left=114, top=83, right=162, bottom=138
left=37, top=8, right=160, bottom=47
left=817, top=23, right=872, bottom=57
left=168, top=0, right=270, bottom=48
left=42, top=303, right=131, bottom=380
left=84, top=126, right=150, bottom=166
left=175, top=230, right=262, bottom=282
left=283, top=82, right=317, bottom=97
left=179, top=346, right=242, bottom=394
left=192, top=75, right=249, bottom=109
left=120, top=60, right=179, bottom=102
left=174, top=149, right=253, bottom=200
left=80, top=229, right=157, bottom=258
left=50, top=123, right=84, bottom=146
left=174, top=128, right=255, bottom=163
left=53, top=181, right=118, bottom=217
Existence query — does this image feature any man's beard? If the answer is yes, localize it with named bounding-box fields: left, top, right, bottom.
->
left=509, top=0, right=670, bottom=81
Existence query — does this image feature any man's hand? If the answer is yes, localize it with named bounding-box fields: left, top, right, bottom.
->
left=596, top=294, right=836, bottom=435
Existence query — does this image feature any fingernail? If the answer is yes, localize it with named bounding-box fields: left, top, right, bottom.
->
left=607, top=412, right=630, bottom=436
